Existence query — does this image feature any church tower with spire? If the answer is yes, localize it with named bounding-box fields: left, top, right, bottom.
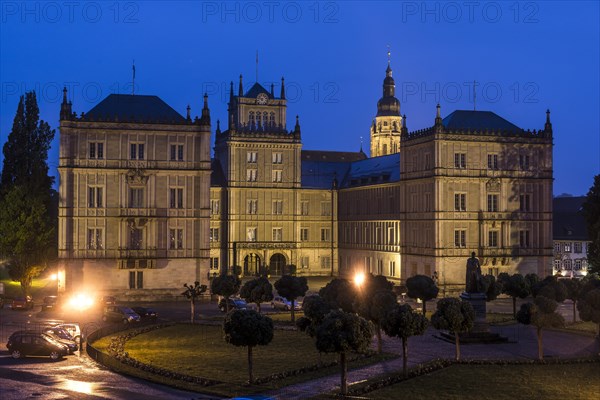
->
left=370, top=51, right=402, bottom=157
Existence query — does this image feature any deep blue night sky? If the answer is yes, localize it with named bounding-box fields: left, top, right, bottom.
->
left=1, top=1, right=598, bottom=195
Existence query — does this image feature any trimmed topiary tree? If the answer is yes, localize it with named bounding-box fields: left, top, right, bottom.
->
left=577, top=275, right=600, bottom=336
left=181, top=281, right=207, bottom=323
left=223, top=309, right=274, bottom=384
left=274, top=275, right=308, bottom=322
left=431, top=297, right=475, bottom=360
left=315, top=310, right=373, bottom=395
left=382, top=303, right=428, bottom=376
left=532, top=275, right=567, bottom=303
left=516, top=296, right=565, bottom=360
left=355, top=289, right=397, bottom=354
left=499, top=273, right=530, bottom=318
left=296, top=294, right=331, bottom=366
left=319, top=278, right=357, bottom=312
left=406, top=274, right=439, bottom=315
left=211, top=274, right=241, bottom=313
left=239, top=277, right=273, bottom=313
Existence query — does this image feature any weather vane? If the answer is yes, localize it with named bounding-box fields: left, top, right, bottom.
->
left=387, top=45, right=391, bottom=66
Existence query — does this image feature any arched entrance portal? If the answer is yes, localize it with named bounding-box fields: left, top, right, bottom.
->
left=244, top=253, right=261, bottom=276
left=270, top=253, right=286, bottom=276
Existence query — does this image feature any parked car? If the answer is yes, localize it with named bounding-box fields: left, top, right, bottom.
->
left=11, top=296, right=34, bottom=310
left=41, top=296, right=64, bottom=312
left=131, top=306, right=158, bottom=321
left=7, top=331, right=69, bottom=360
left=43, top=329, right=78, bottom=354
left=218, top=298, right=248, bottom=312
left=53, top=323, right=82, bottom=343
left=103, top=305, right=141, bottom=324
left=271, top=295, right=302, bottom=311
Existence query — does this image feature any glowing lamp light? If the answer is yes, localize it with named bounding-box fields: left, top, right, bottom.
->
left=354, top=272, right=365, bottom=287
left=50, top=273, right=57, bottom=281
left=68, top=293, right=94, bottom=311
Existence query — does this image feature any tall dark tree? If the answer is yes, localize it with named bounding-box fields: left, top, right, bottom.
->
left=181, top=281, right=207, bottom=323
left=211, top=274, right=241, bottom=313
left=0, top=92, right=56, bottom=295
left=319, top=278, right=357, bottom=312
left=274, top=275, right=308, bottom=322
left=1, top=91, right=55, bottom=195
left=532, top=275, right=568, bottom=303
left=239, top=277, right=273, bottom=313
left=406, top=274, right=439, bottom=315
left=223, top=309, right=273, bottom=384
left=296, top=294, right=332, bottom=365
left=315, top=310, right=373, bottom=395
left=582, top=175, right=600, bottom=273
left=382, top=303, right=428, bottom=377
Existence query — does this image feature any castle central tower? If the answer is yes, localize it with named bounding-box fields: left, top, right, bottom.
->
left=370, top=54, right=402, bottom=157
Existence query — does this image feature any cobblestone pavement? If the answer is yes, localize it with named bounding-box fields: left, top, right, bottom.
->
left=261, top=324, right=599, bottom=400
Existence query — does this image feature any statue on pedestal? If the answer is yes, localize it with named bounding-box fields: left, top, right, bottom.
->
left=465, top=252, right=482, bottom=293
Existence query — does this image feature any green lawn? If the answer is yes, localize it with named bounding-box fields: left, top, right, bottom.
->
left=361, top=363, right=600, bottom=400
left=92, top=324, right=394, bottom=397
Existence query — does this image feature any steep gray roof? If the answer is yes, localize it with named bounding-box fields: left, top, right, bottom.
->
left=302, top=150, right=367, bottom=163
left=553, top=196, right=589, bottom=240
left=442, top=110, right=522, bottom=132
left=85, top=94, right=186, bottom=123
left=244, top=83, right=273, bottom=99
left=342, top=153, right=400, bottom=188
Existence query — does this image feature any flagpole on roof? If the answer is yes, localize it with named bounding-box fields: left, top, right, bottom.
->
left=132, top=60, right=136, bottom=95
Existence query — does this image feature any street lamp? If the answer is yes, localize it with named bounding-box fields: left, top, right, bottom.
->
left=354, top=272, right=365, bottom=288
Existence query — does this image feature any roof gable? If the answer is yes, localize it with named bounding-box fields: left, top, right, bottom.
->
left=244, top=83, right=272, bottom=99
left=442, top=110, right=521, bottom=132
left=85, top=94, right=186, bottom=123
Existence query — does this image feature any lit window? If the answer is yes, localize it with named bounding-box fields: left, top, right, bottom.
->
left=247, top=152, right=257, bottom=163
left=272, top=170, right=282, bottom=182
left=211, top=200, right=220, bottom=215
left=321, top=228, right=331, bottom=241
left=272, top=152, right=283, bottom=164
left=210, top=257, right=219, bottom=270
left=301, top=201, right=309, bottom=215
left=247, top=227, right=257, bottom=242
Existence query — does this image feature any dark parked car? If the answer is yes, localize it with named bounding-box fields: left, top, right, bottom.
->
left=7, top=331, right=69, bottom=360
left=41, top=296, right=64, bottom=311
left=103, top=305, right=141, bottom=324
left=218, top=298, right=248, bottom=312
left=11, top=296, right=34, bottom=310
left=43, top=329, right=78, bottom=354
left=131, top=306, right=158, bottom=321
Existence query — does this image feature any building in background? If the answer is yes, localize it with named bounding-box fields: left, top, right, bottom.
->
left=58, top=60, right=554, bottom=297
left=553, top=196, right=590, bottom=277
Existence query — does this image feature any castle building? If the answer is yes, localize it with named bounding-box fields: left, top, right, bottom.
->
left=57, top=60, right=554, bottom=298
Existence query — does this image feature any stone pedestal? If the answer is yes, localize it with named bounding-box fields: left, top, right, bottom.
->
left=460, top=292, right=489, bottom=333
